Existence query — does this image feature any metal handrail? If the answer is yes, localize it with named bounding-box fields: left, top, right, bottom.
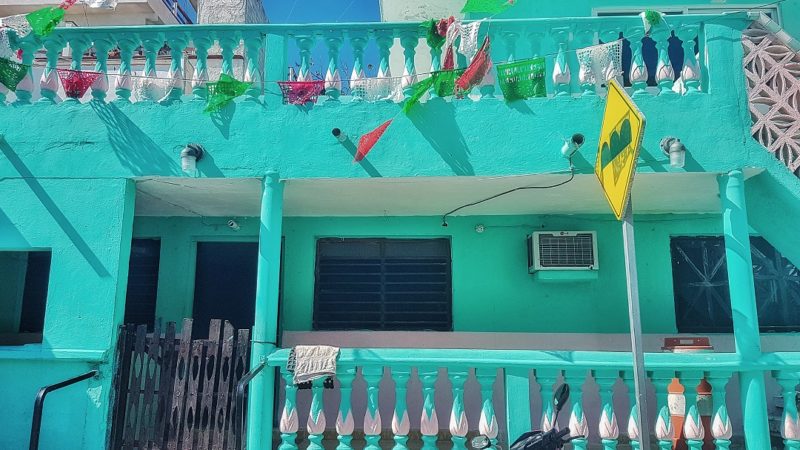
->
left=234, top=360, right=268, bottom=450
left=29, top=370, right=98, bottom=450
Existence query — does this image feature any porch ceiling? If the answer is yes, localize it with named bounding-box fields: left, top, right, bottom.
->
left=134, top=172, right=760, bottom=217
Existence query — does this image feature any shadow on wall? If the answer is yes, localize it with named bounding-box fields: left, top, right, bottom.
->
left=0, top=208, right=30, bottom=247
left=90, top=102, right=180, bottom=176
left=407, top=99, right=475, bottom=176
left=0, top=141, right=110, bottom=277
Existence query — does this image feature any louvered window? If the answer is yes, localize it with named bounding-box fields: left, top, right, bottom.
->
left=313, top=238, right=452, bottom=331
left=671, top=236, right=800, bottom=333
left=124, top=239, right=161, bottom=329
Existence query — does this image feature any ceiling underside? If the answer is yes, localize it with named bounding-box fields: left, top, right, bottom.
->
left=134, top=172, right=753, bottom=217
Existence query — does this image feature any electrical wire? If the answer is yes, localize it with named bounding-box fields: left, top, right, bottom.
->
left=441, top=161, right=575, bottom=227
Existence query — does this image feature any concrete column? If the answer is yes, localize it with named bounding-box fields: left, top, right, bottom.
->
left=718, top=169, right=770, bottom=449
left=247, top=171, right=284, bottom=450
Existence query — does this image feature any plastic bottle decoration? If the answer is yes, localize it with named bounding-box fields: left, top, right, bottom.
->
left=401, top=76, right=436, bottom=114
left=355, top=119, right=393, bottom=162
left=204, top=73, right=251, bottom=113
left=576, top=40, right=623, bottom=89
left=461, top=0, right=515, bottom=14
left=421, top=19, right=446, bottom=49
left=496, top=57, right=547, bottom=101
left=459, top=19, right=485, bottom=61
left=25, top=6, right=66, bottom=37
left=641, top=10, right=667, bottom=35
left=0, top=14, right=33, bottom=38
left=277, top=80, right=325, bottom=105
left=0, top=56, right=29, bottom=91
left=455, top=35, right=491, bottom=96
left=57, top=68, right=101, bottom=98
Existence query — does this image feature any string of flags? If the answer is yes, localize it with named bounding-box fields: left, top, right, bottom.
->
left=57, top=68, right=100, bottom=98
left=204, top=73, right=250, bottom=113
left=0, top=0, right=673, bottom=163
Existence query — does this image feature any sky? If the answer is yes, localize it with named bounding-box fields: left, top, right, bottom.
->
left=263, top=0, right=383, bottom=90
left=263, top=0, right=381, bottom=24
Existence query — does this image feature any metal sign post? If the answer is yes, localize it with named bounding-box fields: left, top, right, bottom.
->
left=594, top=80, right=650, bottom=448
left=622, top=203, right=650, bottom=449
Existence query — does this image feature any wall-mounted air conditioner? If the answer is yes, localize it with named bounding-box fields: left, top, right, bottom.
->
left=528, top=231, right=599, bottom=273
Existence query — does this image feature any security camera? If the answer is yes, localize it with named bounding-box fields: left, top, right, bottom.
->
left=561, top=133, right=585, bottom=158
left=227, top=219, right=240, bottom=231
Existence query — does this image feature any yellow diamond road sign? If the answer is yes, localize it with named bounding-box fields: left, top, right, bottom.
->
left=595, top=79, right=646, bottom=220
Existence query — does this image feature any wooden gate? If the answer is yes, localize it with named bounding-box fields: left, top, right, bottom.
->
left=109, top=319, right=251, bottom=450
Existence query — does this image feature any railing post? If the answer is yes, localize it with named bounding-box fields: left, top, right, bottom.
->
left=651, top=371, right=675, bottom=450
left=718, top=169, right=771, bottom=449
left=295, top=34, right=316, bottom=81
left=348, top=31, right=368, bottom=100
left=596, top=370, right=620, bottom=450
left=363, top=366, right=384, bottom=450
left=504, top=368, right=531, bottom=446
left=114, top=37, right=136, bottom=103
left=219, top=34, right=238, bottom=77
left=399, top=30, right=418, bottom=97
left=91, top=37, right=112, bottom=102
left=247, top=171, right=284, bottom=450
left=477, top=369, right=499, bottom=449
left=775, top=371, right=800, bottom=450
left=551, top=28, right=572, bottom=97
left=627, top=28, right=648, bottom=97
left=191, top=35, right=212, bottom=99
left=307, top=378, right=327, bottom=450
left=565, top=370, right=589, bottom=450
left=419, top=368, right=439, bottom=450
left=165, top=33, right=188, bottom=103
left=14, top=40, right=37, bottom=105
left=336, top=366, right=356, bottom=450
left=679, top=372, right=705, bottom=450
left=448, top=369, right=469, bottom=450
left=575, top=25, right=597, bottom=97
left=652, top=30, right=675, bottom=95
left=676, top=26, right=701, bottom=94
left=39, top=37, right=64, bottom=103
left=391, top=366, right=412, bottom=450
left=536, top=369, right=560, bottom=432
left=622, top=372, right=641, bottom=450
left=324, top=31, right=342, bottom=101
left=278, top=369, right=298, bottom=450
left=243, top=32, right=264, bottom=102
left=706, top=372, right=733, bottom=450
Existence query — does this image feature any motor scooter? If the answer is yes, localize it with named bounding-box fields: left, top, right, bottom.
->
left=470, top=383, right=580, bottom=450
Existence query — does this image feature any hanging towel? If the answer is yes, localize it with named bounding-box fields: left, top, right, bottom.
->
left=288, top=345, right=339, bottom=385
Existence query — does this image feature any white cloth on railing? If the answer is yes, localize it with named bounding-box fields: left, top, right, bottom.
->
left=288, top=345, right=339, bottom=385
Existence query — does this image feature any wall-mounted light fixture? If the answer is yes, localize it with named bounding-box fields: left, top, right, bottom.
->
left=181, top=144, right=204, bottom=175
left=660, top=137, right=686, bottom=168
left=561, top=133, right=585, bottom=159
left=227, top=219, right=240, bottom=231
left=331, top=128, right=348, bottom=143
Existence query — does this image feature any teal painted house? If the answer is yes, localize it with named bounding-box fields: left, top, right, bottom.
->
left=1, top=0, right=800, bottom=449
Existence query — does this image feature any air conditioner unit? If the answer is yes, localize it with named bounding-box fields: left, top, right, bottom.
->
left=528, top=231, right=599, bottom=273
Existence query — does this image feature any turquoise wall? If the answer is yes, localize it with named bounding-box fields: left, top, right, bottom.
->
left=135, top=213, right=734, bottom=335
left=0, top=175, right=135, bottom=449
left=1, top=11, right=800, bottom=450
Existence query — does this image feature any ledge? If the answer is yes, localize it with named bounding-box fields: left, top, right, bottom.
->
left=0, top=346, right=107, bottom=362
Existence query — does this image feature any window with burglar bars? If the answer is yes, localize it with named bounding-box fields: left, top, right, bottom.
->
left=313, top=238, right=452, bottom=331
left=671, top=236, right=800, bottom=333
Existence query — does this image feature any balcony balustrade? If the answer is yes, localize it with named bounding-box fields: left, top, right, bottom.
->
left=0, top=14, right=736, bottom=106
left=268, top=348, right=800, bottom=449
